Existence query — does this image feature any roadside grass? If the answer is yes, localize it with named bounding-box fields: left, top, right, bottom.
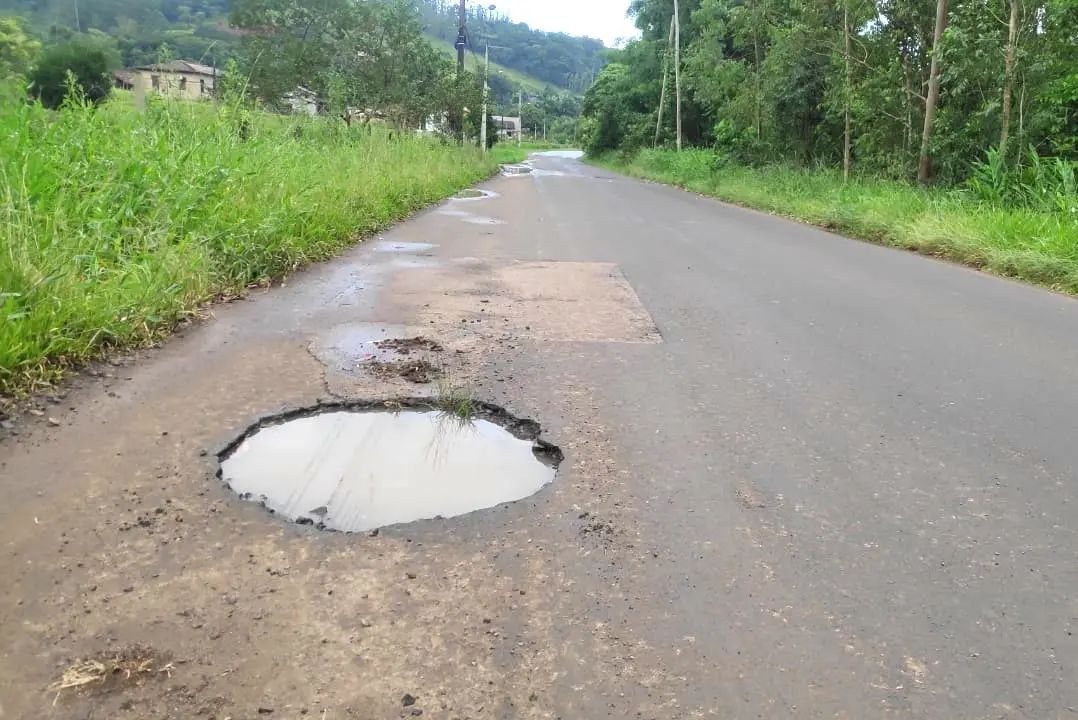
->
left=596, top=148, right=1078, bottom=295
left=0, top=92, right=499, bottom=397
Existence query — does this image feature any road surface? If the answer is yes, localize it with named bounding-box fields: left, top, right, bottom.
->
left=2, top=152, right=1077, bottom=719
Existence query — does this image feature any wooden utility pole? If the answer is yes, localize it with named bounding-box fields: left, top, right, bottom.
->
left=456, top=0, right=466, bottom=77
left=518, top=88, right=523, bottom=147
left=456, top=0, right=467, bottom=143
left=917, top=0, right=948, bottom=183
left=480, top=45, right=489, bottom=151
left=673, top=0, right=682, bottom=151
left=655, top=15, right=675, bottom=146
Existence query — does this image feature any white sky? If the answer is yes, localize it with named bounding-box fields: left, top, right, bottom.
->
left=487, top=0, right=639, bottom=47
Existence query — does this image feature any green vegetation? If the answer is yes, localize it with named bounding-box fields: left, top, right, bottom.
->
left=426, top=34, right=552, bottom=95
left=600, top=148, right=1078, bottom=293
left=0, top=14, right=39, bottom=77
left=583, top=0, right=1076, bottom=184
left=418, top=0, right=605, bottom=92
left=0, top=93, right=499, bottom=395
left=0, top=0, right=234, bottom=68
left=582, top=0, right=1076, bottom=292
left=29, top=35, right=116, bottom=107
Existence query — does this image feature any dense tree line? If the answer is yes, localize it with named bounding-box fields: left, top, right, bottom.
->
left=419, top=0, right=606, bottom=91
left=582, top=0, right=1078, bottom=183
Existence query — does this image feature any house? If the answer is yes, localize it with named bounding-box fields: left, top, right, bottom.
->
left=281, top=86, right=321, bottom=116
left=112, top=70, right=135, bottom=90
left=119, top=60, right=219, bottom=100
left=491, top=115, right=521, bottom=141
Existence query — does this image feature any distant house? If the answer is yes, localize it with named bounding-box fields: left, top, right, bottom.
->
left=281, top=86, right=321, bottom=116
left=112, top=70, right=135, bottom=91
left=491, top=115, right=521, bottom=141
left=117, top=60, right=219, bottom=101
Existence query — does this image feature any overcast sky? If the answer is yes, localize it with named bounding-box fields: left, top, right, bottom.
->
left=487, top=0, right=638, bottom=47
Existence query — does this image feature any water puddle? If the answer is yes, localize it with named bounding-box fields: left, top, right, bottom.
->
left=450, top=188, right=499, bottom=202
left=437, top=207, right=506, bottom=225
left=312, top=324, right=406, bottom=369
left=219, top=403, right=561, bottom=532
left=501, top=162, right=567, bottom=178
left=373, top=241, right=436, bottom=253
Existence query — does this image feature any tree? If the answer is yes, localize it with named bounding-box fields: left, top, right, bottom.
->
left=30, top=36, right=118, bottom=108
left=998, top=0, right=1019, bottom=158
left=0, top=15, right=41, bottom=79
left=917, top=0, right=948, bottom=182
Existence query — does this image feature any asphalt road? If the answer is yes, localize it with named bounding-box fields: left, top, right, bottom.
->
left=522, top=154, right=1078, bottom=717
left=2, top=151, right=1076, bottom=719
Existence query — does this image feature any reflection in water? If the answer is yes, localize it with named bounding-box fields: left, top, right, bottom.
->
left=220, top=411, right=556, bottom=532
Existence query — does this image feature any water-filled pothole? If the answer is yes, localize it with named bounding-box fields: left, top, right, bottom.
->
left=218, top=401, right=562, bottom=533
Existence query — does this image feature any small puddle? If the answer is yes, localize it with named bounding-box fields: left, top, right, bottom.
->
left=437, top=207, right=506, bottom=225
left=218, top=403, right=561, bottom=533
left=450, top=188, right=499, bottom=203
left=373, top=241, right=436, bottom=253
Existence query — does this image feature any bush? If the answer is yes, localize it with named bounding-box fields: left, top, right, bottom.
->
left=29, top=37, right=116, bottom=109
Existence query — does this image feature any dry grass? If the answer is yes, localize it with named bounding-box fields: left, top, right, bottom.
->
left=48, top=647, right=173, bottom=704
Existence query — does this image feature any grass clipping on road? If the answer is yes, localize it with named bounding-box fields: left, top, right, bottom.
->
left=0, top=94, right=499, bottom=396
left=600, top=149, right=1078, bottom=295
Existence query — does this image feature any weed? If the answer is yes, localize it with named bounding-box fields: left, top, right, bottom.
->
left=433, top=371, right=477, bottom=424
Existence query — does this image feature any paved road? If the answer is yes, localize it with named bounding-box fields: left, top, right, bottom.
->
left=2, top=152, right=1076, bottom=718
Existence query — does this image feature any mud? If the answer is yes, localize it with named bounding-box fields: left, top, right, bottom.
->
left=374, top=337, right=444, bottom=355
left=365, top=358, right=442, bottom=383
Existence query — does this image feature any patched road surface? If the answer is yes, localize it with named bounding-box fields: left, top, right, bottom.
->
left=2, top=152, right=1077, bottom=719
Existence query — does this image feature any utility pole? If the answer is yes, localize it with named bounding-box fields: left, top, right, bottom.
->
left=456, top=0, right=466, bottom=77
left=456, top=0, right=466, bottom=144
left=673, top=0, right=682, bottom=151
left=518, top=89, right=522, bottom=147
left=480, top=45, right=489, bottom=151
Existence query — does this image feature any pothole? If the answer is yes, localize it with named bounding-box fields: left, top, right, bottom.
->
left=217, top=401, right=562, bottom=533
left=501, top=164, right=534, bottom=176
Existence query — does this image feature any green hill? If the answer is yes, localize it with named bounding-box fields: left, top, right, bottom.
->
left=426, top=35, right=555, bottom=96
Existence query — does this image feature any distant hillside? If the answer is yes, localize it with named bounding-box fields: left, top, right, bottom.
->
left=426, top=35, right=553, bottom=94
left=0, top=0, right=605, bottom=94
left=0, top=0, right=237, bottom=67
left=418, top=0, right=605, bottom=93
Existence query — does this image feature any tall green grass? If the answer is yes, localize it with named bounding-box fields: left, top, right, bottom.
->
left=599, top=148, right=1078, bottom=294
left=0, top=93, right=499, bottom=395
